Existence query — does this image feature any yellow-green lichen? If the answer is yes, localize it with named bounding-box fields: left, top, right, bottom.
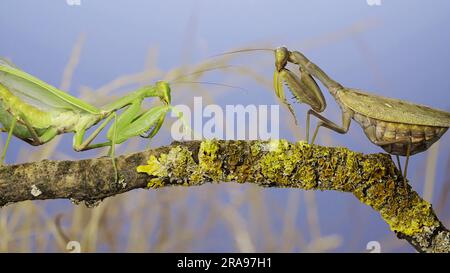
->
left=136, top=154, right=169, bottom=188
left=219, top=141, right=249, bottom=183
left=253, top=140, right=319, bottom=188
left=193, top=139, right=223, bottom=182
left=137, top=140, right=225, bottom=186
left=342, top=152, right=439, bottom=237
left=255, top=139, right=291, bottom=184
left=250, top=141, right=262, bottom=157
left=146, top=178, right=165, bottom=189
left=165, top=146, right=197, bottom=179
left=136, top=139, right=440, bottom=238
left=381, top=197, right=439, bottom=236
left=136, top=146, right=198, bottom=187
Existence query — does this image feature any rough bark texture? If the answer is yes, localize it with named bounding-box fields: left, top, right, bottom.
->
left=0, top=140, right=448, bottom=253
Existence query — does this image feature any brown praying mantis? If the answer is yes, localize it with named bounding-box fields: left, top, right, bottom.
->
left=218, top=47, right=450, bottom=186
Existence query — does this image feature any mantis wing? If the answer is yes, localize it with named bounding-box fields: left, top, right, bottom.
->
left=341, top=88, right=450, bottom=127
left=0, top=58, right=99, bottom=114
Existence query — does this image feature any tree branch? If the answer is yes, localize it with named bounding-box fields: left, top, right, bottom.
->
left=0, top=140, right=448, bottom=253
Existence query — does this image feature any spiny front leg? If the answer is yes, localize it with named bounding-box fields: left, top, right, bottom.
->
left=274, top=69, right=298, bottom=125
left=280, top=68, right=326, bottom=113
left=111, top=105, right=170, bottom=145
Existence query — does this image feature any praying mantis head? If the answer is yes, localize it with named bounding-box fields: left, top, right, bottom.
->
left=275, top=46, right=289, bottom=72
left=154, top=81, right=172, bottom=105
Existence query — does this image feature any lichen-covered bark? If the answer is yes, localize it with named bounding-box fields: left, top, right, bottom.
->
left=0, top=140, right=448, bottom=253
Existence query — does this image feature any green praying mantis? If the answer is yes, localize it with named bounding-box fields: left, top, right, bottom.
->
left=0, top=58, right=184, bottom=182
left=217, top=47, right=450, bottom=188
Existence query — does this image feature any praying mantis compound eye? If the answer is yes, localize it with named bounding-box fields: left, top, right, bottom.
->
left=155, top=81, right=172, bottom=105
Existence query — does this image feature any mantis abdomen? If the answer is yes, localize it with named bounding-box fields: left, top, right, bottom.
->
left=353, top=112, right=448, bottom=156
left=0, top=83, right=101, bottom=144
left=0, top=83, right=51, bottom=128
